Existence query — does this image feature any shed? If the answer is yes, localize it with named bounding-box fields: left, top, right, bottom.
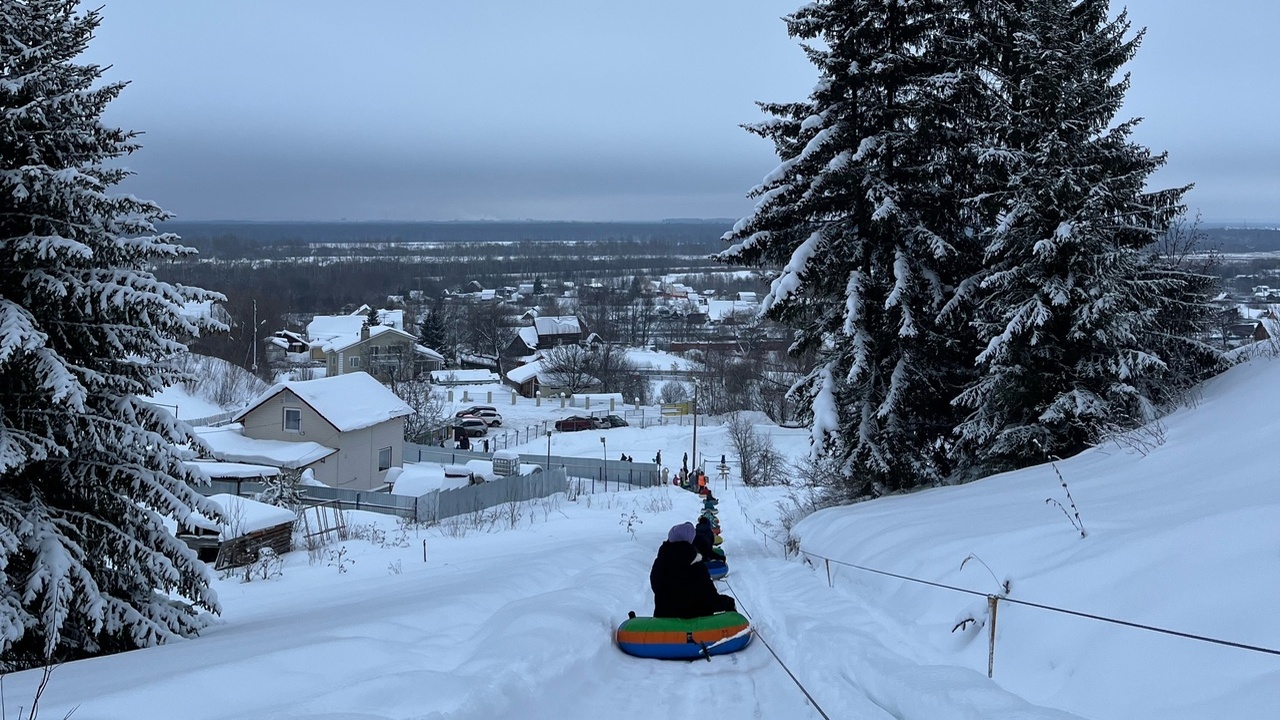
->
left=179, top=494, right=297, bottom=569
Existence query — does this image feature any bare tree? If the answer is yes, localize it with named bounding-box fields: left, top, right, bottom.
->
left=541, top=345, right=599, bottom=394
left=388, top=376, right=448, bottom=442
left=726, top=412, right=785, bottom=486
left=462, top=302, right=519, bottom=374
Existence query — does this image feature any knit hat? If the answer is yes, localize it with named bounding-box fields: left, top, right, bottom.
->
left=667, top=522, right=695, bottom=543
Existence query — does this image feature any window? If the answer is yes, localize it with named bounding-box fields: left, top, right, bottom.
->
left=283, top=407, right=302, bottom=433
left=349, top=355, right=361, bottom=368
left=377, top=446, right=393, bottom=472
left=369, top=345, right=380, bottom=356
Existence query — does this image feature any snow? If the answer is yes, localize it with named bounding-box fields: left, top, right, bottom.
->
left=236, top=372, right=412, bottom=432
left=186, top=461, right=280, bottom=480
left=515, top=325, right=540, bottom=351
left=623, top=348, right=698, bottom=372
left=194, top=425, right=337, bottom=468
left=505, top=359, right=542, bottom=384
left=5, top=357, right=1279, bottom=719
left=142, top=383, right=225, bottom=421
left=431, top=369, right=501, bottom=385
left=533, top=315, right=581, bottom=336
left=184, top=493, right=296, bottom=538
left=387, top=462, right=472, bottom=496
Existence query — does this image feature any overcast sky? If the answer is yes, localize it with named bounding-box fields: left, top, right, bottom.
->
left=86, top=1, right=1280, bottom=223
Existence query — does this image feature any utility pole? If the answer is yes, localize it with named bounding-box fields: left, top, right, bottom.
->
left=251, top=299, right=258, bottom=372
left=691, top=381, right=698, bottom=473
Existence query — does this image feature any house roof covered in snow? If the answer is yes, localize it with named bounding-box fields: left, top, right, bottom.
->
left=306, top=313, right=366, bottom=343
left=184, top=493, right=296, bottom=538
left=195, top=425, right=337, bottom=468
left=325, top=325, right=409, bottom=353
left=505, top=359, right=543, bottom=384
left=430, top=369, right=500, bottom=385
left=186, top=461, right=281, bottom=480
left=706, top=299, right=761, bottom=322
left=534, top=316, right=581, bottom=336
left=515, top=326, right=539, bottom=351
left=234, top=372, right=412, bottom=432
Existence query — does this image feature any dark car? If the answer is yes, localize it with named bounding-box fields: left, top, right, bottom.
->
left=455, top=405, right=498, bottom=418
left=605, top=414, right=629, bottom=428
left=555, top=415, right=595, bottom=432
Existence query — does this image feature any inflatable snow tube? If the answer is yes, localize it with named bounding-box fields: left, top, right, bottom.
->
left=706, top=559, right=728, bottom=580
left=616, top=612, right=752, bottom=660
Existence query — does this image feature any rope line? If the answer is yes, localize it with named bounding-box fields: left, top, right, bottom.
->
left=811, top=554, right=1280, bottom=658
left=723, top=579, right=832, bottom=720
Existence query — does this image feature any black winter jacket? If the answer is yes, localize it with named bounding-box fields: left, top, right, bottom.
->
left=649, top=541, right=735, bottom=619
left=693, top=518, right=716, bottom=560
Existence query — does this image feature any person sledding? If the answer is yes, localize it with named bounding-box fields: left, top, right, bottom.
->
left=650, top=522, right=735, bottom=619
left=693, top=515, right=717, bottom=560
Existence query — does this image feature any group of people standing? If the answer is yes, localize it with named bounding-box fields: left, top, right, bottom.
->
left=649, top=490, right=733, bottom=619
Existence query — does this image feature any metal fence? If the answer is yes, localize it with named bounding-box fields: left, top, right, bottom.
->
left=200, top=467, right=569, bottom=524
left=432, top=467, right=567, bottom=522
left=404, top=442, right=662, bottom=490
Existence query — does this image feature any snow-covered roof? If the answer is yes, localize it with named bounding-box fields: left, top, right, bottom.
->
left=430, top=369, right=501, bottom=385
left=389, top=463, right=448, bottom=496
left=506, top=360, right=543, bottom=384
left=516, top=325, right=539, bottom=351
left=377, top=308, right=404, bottom=330
left=415, top=344, right=446, bottom=361
left=306, top=314, right=365, bottom=343
left=234, top=373, right=412, bottom=433
left=706, top=299, right=761, bottom=322
left=186, top=461, right=281, bottom=480
left=195, top=425, right=338, bottom=468
left=534, top=316, right=581, bottom=336
left=184, top=493, right=296, bottom=538
left=325, top=324, right=414, bottom=353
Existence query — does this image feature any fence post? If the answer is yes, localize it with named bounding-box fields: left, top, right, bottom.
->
left=987, top=595, right=999, bottom=679
left=356, top=493, right=361, bottom=511
left=825, top=558, right=832, bottom=588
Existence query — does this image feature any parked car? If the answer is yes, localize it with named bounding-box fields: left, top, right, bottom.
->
left=451, top=416, right=489, bottom=437
left=456, top=405, right=498, bottom=418
left=555, top=415, right=595, bottom=432
left=591, top=416, right=610, bottom=429
left=605, top=414, right=629, bottom=428
left=473, top=409, right=503, bottom=427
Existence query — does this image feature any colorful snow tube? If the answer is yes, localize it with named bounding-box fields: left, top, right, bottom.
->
left=706, top=559, right=728, bottom=580
left=616, top=612, right=752, bottom=659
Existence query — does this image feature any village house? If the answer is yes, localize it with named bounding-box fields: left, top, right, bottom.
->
left=324, top=323, right=445, bottom=381
left=211, top=372, right=413, bottom=491
left=505, top=315, right=587, bottom=357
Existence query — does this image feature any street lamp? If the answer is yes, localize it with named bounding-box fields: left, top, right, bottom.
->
left=600, top=435, right=608, bottom=492
left=545, top=430, right=552, bottom=472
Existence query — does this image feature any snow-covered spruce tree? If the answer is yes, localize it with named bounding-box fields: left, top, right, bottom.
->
left=1, top=1, right=224, bottom=669
left=951, top=0, right=1217, bottom=473
left=719, top=1, right=987, bottom=498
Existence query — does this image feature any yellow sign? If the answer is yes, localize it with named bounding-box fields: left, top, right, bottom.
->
left=660, top=402, right=690, bottom=416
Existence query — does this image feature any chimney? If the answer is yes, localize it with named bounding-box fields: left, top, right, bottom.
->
left=360, top=322, right=370, bottom=342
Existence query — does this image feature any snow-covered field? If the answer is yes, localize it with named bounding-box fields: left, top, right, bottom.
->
left=6, top=358, right=1279, bottom=719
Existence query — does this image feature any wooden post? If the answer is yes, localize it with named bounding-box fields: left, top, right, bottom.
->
left=825, top=558, right=832, bottom=588
left=487, top=390, right=492, bottom=403
left=987, top=595, right=999, bottom=679
left=422, top=539, right=428, bottom=563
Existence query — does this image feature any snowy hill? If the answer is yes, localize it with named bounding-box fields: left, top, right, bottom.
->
left=789, top=354, right=1280, bottom=719
left=4, top=359, right=1278, bottom=718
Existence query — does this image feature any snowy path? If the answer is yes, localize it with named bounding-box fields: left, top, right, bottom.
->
left=8, top=481, right=1080, bottom=720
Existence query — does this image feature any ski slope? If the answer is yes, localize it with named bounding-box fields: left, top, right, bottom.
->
left=4, top=357, right=1279, bottom=718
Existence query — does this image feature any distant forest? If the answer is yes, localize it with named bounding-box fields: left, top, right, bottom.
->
left=1201, top=227, right=1280, bottom=253
left=159, top=220, right=735, bottom=259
